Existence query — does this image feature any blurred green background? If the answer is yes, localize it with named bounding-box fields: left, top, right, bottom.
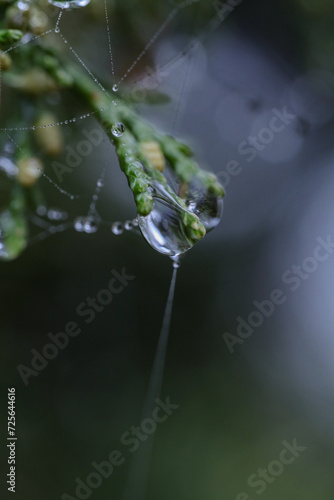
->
left=1, top=0, right=334, bottom=499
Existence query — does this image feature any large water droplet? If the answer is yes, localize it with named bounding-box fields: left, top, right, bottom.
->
left=48, top=0, right=90, bottom=9
left=111, top=122, right=125, bottom=137
left=185, top=180, right=223, bottom=232
left=138, top=197, right=194, bottom=257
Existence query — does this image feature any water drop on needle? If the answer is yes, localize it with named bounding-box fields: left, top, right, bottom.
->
left=138, top=186, right=194, bottom=257
left=111, top=122, right=125, bottom=137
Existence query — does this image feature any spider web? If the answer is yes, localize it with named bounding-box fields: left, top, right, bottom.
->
left=0, top=0, right=218, bottom=250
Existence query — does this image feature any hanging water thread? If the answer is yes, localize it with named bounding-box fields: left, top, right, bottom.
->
left=122, top=264, right=179, bottom=500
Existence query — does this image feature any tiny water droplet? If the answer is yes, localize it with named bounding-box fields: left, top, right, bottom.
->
left=171, top=255, right=181, bottom=269
left=36, top=205, right=47, bottom=216
left=111, top=222, right=124, bottom=235
left=32, top=126, right=36, bottom=131
left=112, top=84, right=119, bottom=92
left=97, top=179, right=104, bottom=188
left=47, top=208, right=68, bottom=221
left=111, top=122, right=125, bottom=137
left=55, top=26, right=60, bottom=33
left=83, top=216, right=99, bottom=234
left=124, top=220, right=133, bottom=231
left=73, top=118, right=76, bottom=122
left=65, top=120, right=68, bottom=125
left=17, top=1, right=29, bottom=11
left=74, top=217, right=84, bottom=232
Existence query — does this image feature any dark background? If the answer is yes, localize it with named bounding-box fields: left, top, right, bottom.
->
left=1, top=0, right=334, bottom=498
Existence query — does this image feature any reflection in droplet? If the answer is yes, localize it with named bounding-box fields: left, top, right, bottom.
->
left=112, top=84, right=119, bottom=92
left=185, top=180, right=224, bottom=232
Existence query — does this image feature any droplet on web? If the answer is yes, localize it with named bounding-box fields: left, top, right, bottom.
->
left=111, top=122, right=125, bottom=137
left=47, top=208, right=68, bottom=221
left=83, top=216, right=99, bottom=233
left=112, top=84, right=119, bottom=92
left=36, top=205, right=47, bottom=216
left=111, top=222, right=124, bottom=235
left=74, top=217, right=84, bottom=232
left=74, top=216, right=99, bottom=233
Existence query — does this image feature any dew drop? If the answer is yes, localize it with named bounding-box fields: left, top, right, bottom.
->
left=111, top=122, right=125, bottom=137
left=112, top=84, right=119, bottom=92
left=74, top=217, right=85, bottom=232
left=124, top=220, right=133, bottom=231
left=17, top=1, right=29, bottom=11
left=138, top=185, right=195, bottom=257
left=65, top=120, right=68, bottom=125
left=47, top=208, right=68, bottom=221
left=83, top=216, right=99, bottom=234
left=32, top=126, right=36, bottom=131
left=55, top=26, right=60, bottom=33
left=97, top=178, right=104, bottom=188
left=111, top=222, right=124, bottom=235
left=36, top=205, right=47, bottom=216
